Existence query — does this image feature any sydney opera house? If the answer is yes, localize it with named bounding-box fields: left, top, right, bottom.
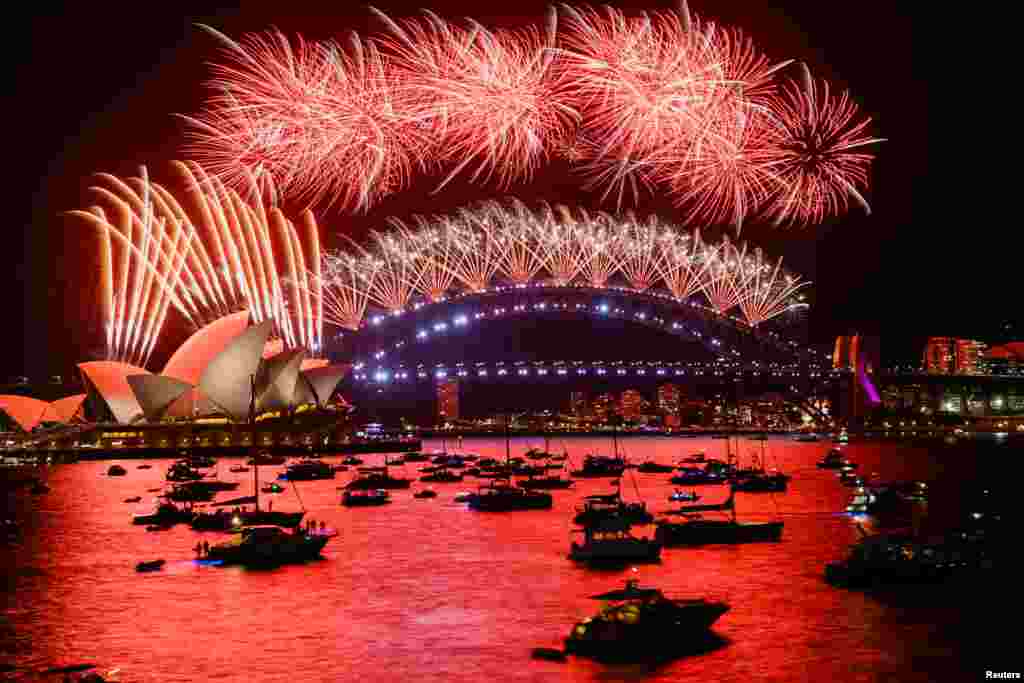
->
left=1, top=312, right=359, bottom=455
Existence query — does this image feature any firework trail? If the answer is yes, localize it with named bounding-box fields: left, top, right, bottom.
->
left=322, top=200, right=807, bottom=329
left=68, top=162, right=323, bottom=365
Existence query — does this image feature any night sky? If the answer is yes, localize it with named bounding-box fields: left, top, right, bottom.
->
left=5, top=1, right=999, bottom=381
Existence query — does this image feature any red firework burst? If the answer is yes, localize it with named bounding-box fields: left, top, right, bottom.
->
left=759, top=64, right=885, bottom=227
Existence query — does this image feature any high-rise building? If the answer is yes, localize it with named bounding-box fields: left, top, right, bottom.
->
left=591, top=393, right=615, bottom=422
left=569, top=391, right=588, bottom=418
left=436, top=380, right=460, bottom=423
left=954, top=339, right=987, bottom=375
left=656, top=383, right=681, bottom=415
left=620, top=389, right=643, bottom=421
left=834, top=334, right=880, bottom=374
left=924, top=337, right=989, bottom=375
left=923, top=337, right=956, bottom=374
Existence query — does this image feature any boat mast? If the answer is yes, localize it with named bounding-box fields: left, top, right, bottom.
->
left=250, top=374, right=259, bottom=513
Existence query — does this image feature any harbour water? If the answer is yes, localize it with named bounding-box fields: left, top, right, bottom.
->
left=1, top=436, right=1012, bottom=681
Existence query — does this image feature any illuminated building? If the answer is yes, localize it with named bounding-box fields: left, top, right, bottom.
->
left=954, top=339, right=987, bottom=375
left=436, top=380, right=460, bottom=423
left=570, top=391, right=588, bottom=418
left=619, top=390, right=643, bottom=421
left=591, top=393, right=615, bottom=422
left=923, top=338, right=956, bottom=374
left=985, top=343, right=1024, bottom=376
left=656, top=384, right=681, bottom=415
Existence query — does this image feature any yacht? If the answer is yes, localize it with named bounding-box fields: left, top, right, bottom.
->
left=420, top=468, right=464, bottom=483
left=344, top=463, right=412, bottom=490
left=636, top=460, right=674, bottom=474
left=278, top=459, right=334, bottom=481
left=467, top=479, right=552, bottom=511
left=563, top=580, right=729, bottom=661
left=568, top=517, right=661, bottom=565
left=573, top=492, right=653, bottom=526
left=571, top=455, right=627, bottom=478
left=247, top=452, right=286, bottom=466
left=107, top=465, right=127, bottom=477
left=342, top=489, right=392, bottom=506
left=206, top=525, right=331, bottom=566
left=816, top=448, right=847, bottom=469
left=656, top=489, right=784, bottom=546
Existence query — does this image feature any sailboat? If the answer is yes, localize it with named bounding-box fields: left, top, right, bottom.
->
left=519, top=437, right=574, bottom=489
left=571, top=424, right=627, bottom=477
left=468, top=417, right=552, bottom=511
left=655, top=486, right=783, bottom=546
left=191, top=377, right=304, bottom=531
left=345, top=454, right=413, bottom=489
left=731, top=440, right=789, bottom=492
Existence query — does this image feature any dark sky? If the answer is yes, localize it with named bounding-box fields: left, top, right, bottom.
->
left=5, top=0, right=998, bottom=380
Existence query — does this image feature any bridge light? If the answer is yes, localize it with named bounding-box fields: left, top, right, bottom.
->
left=577, top=368, right=587, bottom=374
left=538, top=368, right=548, bottom=375
left=434, top=322, right=447, bottom=331
left=436, top=370, right=447, bottom=378
left=417, top=330, right=428, bottom=340
left=599, top=303, right=609, bottom=313
left=458, top=370, right=468, bottom=377
left=371, top=316, right=383, bottom=325
left=478, top=369, right=488, bottom=377
left=453, top=315, right=467, bottom=326
left=597, top=368, right=606, bottom=375
left=498, top=369, right=507, bottom=376
left=617, top=369, right=627, bottom=375
left=418, top=371, right=428, bottom=378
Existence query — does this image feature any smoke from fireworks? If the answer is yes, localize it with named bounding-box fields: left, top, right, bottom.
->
left=320, top=200, right=809, bottom=328
left=68, top=162, right=323, bottom=365
left=186, top=2, right=882, bottom=230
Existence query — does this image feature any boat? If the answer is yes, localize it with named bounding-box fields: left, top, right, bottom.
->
left=711, top=434, right=729, bottom=440
left=795, top=433, right=820, bottom=442
left=681, top=453, right=706, bottom=464
left=132, top=501, right=195, bottom=526
left=180, top=453, right=216, bottom=468
left=331, top=464, right=349, bottom=472
left=342, top=489, right=391, bottom=506
left=206, top=525, right=330, bottom=566
left=228, top=465, right=250, bottom=473
left=563, top=579, right=729, bottom=661
left=123, top=496, right=142, bottom=503
left=669, top=490, right=701, bottom=503
left=816, top=448, right=847, bottom=469
left=30, top=481, right=50, bottom=494
left=107, top=465, right=127, bottom=476
left=278, top=459, right=334, bottom=481
left=166, top=462, right=205, bottom=482
left=194, top=379, right=306, bottom=531
left=670, top=467, right=724, bottom=486
left=825, top=525, right=993, bottom=587
left=453, top=491, right=473, bottom=503
left=656, top=488, right=784, bottom=546
left=145, top=524, right=170, bottom=532
left=468, top=479, right=553, bottom=511
left=420, top=468, right=464, bottom=483
left=568, top=517, right=661, bottom=565
left=571, top=455, right=627, bottom=478
left=732, top=472, right=789, bottom=492
left=247, top=452, right=286, bottom=466
left=341, top=456, right=364, bottom=466
left=136, top=464, right=152, bottom=470
left=573, top=491, right=653, bottom=526
left=402, top=451, right=430, bottom=462
left=413, top=489, right=438, bottom=499
left=345, top=458, right=412, bottom=490
left=636, top=461, right=674, bottom=474
left=136, top=559, right=165, bottom=572
left=517, top=448, right=574, bottom=489
left=518, top=473, right=574, bottom=490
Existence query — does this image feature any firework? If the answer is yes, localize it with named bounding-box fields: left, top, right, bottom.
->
left=759, top=63, right=885, bottom=227
left=185, top=26, right=424, bottom=211
left=68, top=162, right=323, bottom=365
left=186, top=2, right=882, bottom=229
left=372, top=8, right=578, bottom=193
left=322, top=200, right=807, bottom=329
